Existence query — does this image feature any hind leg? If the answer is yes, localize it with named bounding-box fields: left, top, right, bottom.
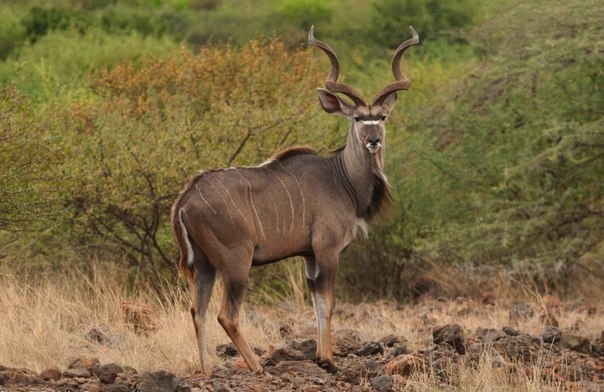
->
left=216, top=257, right=262, bottom=373
left=189, top=250, right=217, bottom=374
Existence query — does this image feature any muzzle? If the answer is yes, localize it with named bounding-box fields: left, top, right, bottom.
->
left=366, top=136, right=382, bottom=153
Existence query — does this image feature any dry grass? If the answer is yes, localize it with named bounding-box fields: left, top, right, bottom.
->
left=0, top=264, right=601, bottom=391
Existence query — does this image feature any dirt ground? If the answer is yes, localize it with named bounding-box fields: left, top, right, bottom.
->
left=1, top=297, right=603, bottom=391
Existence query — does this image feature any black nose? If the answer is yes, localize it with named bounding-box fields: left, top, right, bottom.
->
left=367, top=136, right=381, bottom=146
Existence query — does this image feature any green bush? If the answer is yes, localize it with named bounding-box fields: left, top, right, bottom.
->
left=0, top=87, right=65, bottom=231
left=99, top=4, right=179, bottom=37
left=369, top=0, right=482, bottom=45
left=0, top=27, right=178, bottom=101
left=392, top=0, right=603, bottom=294
left=50, top=40, right=326, bottom=281
left=0, top=9, right=26, bottom=60
left=22, top=5, right=91, bottom=43
left=276, top=0, right=332, bottom=29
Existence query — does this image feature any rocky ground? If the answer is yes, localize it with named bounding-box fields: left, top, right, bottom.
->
left=2, top=300, right=603, bottom=392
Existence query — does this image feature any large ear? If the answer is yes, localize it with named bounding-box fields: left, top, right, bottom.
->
left=317, top=88, right=354, bottom=116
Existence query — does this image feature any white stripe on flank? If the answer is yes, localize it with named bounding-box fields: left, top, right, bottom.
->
left=278, top=162, right=306, bottom=226
left=236, top=169, right=265, bottom=239
left=268, top=167, right=295, bottom=232
left=195, top=183, right=217, bottom=214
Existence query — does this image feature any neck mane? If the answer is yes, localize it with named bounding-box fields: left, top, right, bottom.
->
left=333, top=143, right=392, bottom=220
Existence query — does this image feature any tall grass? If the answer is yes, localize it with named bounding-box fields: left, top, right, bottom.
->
left=1, top=264, right=601, bottom=392
left=0, top=264, right=219, bottom=373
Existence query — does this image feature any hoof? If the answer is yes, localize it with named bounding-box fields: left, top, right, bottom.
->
left=250, top=365, right=264, bottom=374
left=317, top=360, right=339, bottom=374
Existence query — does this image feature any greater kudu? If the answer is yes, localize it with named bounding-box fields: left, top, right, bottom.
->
left=171, top=26, right=419, bottom=374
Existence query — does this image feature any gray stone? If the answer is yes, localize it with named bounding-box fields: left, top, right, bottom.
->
left=369, top=374, right=393, bottom=392
left=62, top=368, right=91, bottom=378
left=433, top=324, right=467, bottom=354
left=542, top=325, right=562, bottom=343
left=136, top=370, right=190, bottom=392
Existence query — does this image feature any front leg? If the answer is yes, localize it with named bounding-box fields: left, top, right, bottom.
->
left=304, top=256, right=339, bottom=374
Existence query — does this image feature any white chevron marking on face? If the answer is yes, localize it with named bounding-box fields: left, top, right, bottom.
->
left=361, top=120, right=381, bottom=125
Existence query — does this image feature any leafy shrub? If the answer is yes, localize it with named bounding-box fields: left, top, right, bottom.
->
left=0, top=9, right=26, bottom=60
left=53, top=39, right=325, bottom=281
left=99, top=5, right=177, bottom=37
left=369, top=0, right=482, bottom=45
left=0, top=27, right=178, bottom=100
left=392, top=1, right=604, bottom=295
left=22, top=6, right=91, bottom=43
left=276, top=0, right=333, bottom=29
left=0, top=88, right=64, bottom=230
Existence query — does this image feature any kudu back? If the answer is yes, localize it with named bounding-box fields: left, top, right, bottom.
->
left=171, top=26, right=419, bottom=374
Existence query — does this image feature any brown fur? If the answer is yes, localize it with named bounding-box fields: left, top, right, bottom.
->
left=170, top=26, right=418, bottom=376
left=270, top=146, right=317, bottom=161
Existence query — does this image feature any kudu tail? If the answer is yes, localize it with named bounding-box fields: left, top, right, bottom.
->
left=170, top=203, right=195, bottom=281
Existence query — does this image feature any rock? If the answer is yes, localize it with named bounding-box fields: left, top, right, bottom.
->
left=369, top=374, right=393, bottom=392
left=385, top=354, right=424, bottom=377
left=68, top=357, right=100, bottom=373
left=381, top=335, right=410, bottom=358
left=364, top=360, right=384, bottom=377
left=560, top=334, right=591, bottom=353
left=493, top=335, right=540, bottom=363
left=39, top=366, right=62, bottom=381
left=333, top=329, right=363, bottom=356
left=380, top=334, right=406, bottom=348
left=542, top=325, right=562, bottom=343
left=83, top=381, right=101, bottom=392
left=216, top=343, right=239, bottom=358
left=356, top=342, right=384, bottom=357
left=267, top=340, right=315, bottom=363
left=101, top=382, right=132, bottom=392
left=0, top=370, right=12, bottom=386
left=265, top=360, right=328, bottom=378
left=212, top=380, right=235, bottom=392
left=287, top=338, right=318, bottom=359
left=56, top=377, right=81, bottom=390
left=63, top=368, right=91, bottom=378
left=502, top=326, right=520, bottom=336
left=0, top=368, right=45, bottom=387
left=98, top=363, right=124, bottom=384
left=433, top=324, right=467, bottom=354
left=388, top=345, right=410, bottom=358
left=476, top=327, right=506, bottom=342
left=136, top=370, right=190, bottom=392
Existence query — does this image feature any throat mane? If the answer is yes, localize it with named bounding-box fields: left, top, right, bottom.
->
left=366, top=170, right=392, bottom=220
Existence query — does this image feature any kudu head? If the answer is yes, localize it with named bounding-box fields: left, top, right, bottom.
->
left=308, top=26, right=419, bottom=157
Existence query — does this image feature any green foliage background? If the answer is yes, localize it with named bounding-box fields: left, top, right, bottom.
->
left=1, top=0, right=602, bottom=299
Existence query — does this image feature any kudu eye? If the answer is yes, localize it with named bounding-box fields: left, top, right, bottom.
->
left=353, top=116, right=361, bottom=122
left=381, top=115, right=387, bottom=121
